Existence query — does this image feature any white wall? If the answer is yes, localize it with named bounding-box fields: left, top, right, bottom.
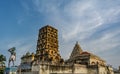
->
left=31, top=64, right=114, bottom=74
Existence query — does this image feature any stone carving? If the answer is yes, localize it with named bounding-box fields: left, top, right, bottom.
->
left=35, top=25, right=61, bottom=64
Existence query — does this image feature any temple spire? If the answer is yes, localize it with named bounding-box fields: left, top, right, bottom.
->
left=70, top=41, right=83, bottom=59
left=76, top=41, right=78, bottom=44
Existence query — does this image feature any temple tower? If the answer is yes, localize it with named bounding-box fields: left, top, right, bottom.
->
left=35, top=25, right=61, bottom=63
left=70, top=42, right=83, bottom=59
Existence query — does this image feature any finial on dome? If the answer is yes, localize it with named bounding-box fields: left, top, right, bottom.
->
left=76, top=41, right=79, bottom=45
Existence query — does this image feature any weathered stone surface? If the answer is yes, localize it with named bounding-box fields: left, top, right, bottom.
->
left=70, top=42, right=83, bottom=59
left=35, top=25, right=61, bottom=64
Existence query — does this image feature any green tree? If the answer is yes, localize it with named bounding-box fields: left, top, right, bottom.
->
left=0, top=54, right=6, bottom=74
left=0, top=54, right=6, bottom=62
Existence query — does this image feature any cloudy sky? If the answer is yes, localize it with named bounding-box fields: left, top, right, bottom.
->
left=0, top=0, right=120, bottom=68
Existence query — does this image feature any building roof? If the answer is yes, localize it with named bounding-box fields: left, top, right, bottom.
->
left=21, top=52, right=34, bottom=59
left=39, top=25, right=58, bottom=31
left=81, top=51, right=105, bottom=62
left=69, top=42, right=105, bottom=62
left=70, top=42, right=83, bottom=59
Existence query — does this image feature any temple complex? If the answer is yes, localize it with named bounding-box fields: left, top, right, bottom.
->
left=20, top=25, right=114, bottom=74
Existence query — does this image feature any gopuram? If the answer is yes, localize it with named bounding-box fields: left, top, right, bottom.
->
left=35, top=25, right=62, bottom=64
left=20, top=25, right=114, bottom=74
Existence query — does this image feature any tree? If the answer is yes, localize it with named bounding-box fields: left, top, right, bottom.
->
left=0, top=54, right=6, bottom=62
left=0, top=54, right=6, bottom=74
left=0, top=54, right=6, bottom=67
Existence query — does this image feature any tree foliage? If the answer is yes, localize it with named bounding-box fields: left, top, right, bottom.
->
left=0, top=54, right=6, bottom=74
left=0, top=54, right=6, bottom=62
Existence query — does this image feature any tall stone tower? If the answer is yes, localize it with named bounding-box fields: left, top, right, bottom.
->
left=35, top=25, right=61, bottom=63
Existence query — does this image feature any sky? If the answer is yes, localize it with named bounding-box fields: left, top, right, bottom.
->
left=0, top=0, right=120, bottom=69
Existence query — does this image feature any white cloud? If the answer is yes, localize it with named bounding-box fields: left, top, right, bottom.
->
left=62, top=24, right=80, bottom=41
left=61, top=1, right=120, bottom=42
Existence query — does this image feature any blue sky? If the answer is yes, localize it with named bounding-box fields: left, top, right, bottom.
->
left=0, top=0, right=120, bottom=68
